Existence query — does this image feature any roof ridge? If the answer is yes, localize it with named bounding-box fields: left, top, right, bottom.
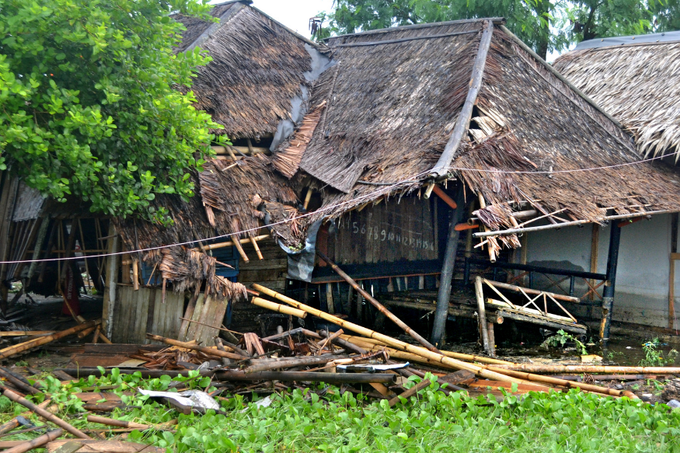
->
left=183, top=3, right=245, bottom=52
left=429, top=20, right=494, bottom=180
left=328, top=17, right=505, bottom=41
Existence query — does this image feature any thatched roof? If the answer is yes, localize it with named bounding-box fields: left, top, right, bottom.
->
left=115, top=154, right=304, bottom=298
left=554, top=37, right=680, bottom=161
left=174, top=1, right=329, bottom=140
left=274, top=19, right=680, bottom=257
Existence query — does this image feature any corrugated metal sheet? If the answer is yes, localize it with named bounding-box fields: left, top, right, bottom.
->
left=12, top=182, right=45, bottom=222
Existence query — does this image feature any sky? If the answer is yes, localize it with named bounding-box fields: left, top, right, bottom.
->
left=251, top=0, right=335, bottom=38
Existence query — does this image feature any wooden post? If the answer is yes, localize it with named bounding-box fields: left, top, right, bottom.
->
left=102, top=227, right=119, bottom=340
left=474, top=276, right=492, bottom=355
left=431, top=186, right=465, bottom=347
left=670, top=214, right=678, bottom=329
left=599, top=223, right=621, bottom=342
left=590, top=224, right=600, bottom=302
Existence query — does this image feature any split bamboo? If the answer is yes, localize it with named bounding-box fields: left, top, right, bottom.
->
left=3, top=389, right=91, bottom=439
left=0, top=320, right=99, bottom=360
left=146, top=334, right=243, bottom=360
left=316, top=251, right=439, bottom=352
left=3, top=429, right=63, bottom=453
left=475, top=276, right=493, bottom=356
left=251, top=297, right=307, bottom=318
left=252, top=284, right=637, bottom=398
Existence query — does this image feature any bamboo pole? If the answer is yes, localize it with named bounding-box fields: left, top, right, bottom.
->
left=0, top=368, right=40, bottom=395
left=252, top=284, right=526, bottom=384
left=251, top=297, right=307, bottom=318
left=316, top=251, right=439, bottom=352
left=3, top=388, right=91, bottom=439
left=3, top=429, right=63, bottom=453
left=132, top=258, right=140, bottom=291
left=86, top=415, right=150, bottom=430
left=485, top=367, right=637, bottom=398
left=252, top=284, right=637, bottom=398
left=232, top=237, right=249, bottom=263
left=341, top=335, right=512, bottom=367
left=491, top=364, right=680, bottom=374
left=432, top=186, right=457, bottom=210
left=191, top=234, right=269, bottom=252
left=250, top=237, right=264, bottom=260
left=389, top=379, right=431, bottom=407
left=0, top=320, right=99, bottom=360
left=146, top=334, right=243, bottom=360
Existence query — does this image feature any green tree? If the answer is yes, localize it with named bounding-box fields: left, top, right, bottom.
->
left=319, top=0, right=659, bottom=59
left=0, top=0, right=224, bottom=223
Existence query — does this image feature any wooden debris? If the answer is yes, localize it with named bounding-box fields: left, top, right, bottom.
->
left=0, top=320, right=99, bottom=360
left=146, top=334, right=242, bottom=361
left=3, top=429, right=63, bottom=453
left=46, top=440, right=166, bottom=452
left=2, top=388, right=92, bottom=439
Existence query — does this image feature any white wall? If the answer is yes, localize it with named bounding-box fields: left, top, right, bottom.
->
left=525, top=214, right=674, bottom=328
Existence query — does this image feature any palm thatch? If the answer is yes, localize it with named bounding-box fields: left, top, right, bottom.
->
left=114, top=154, right=303, bottom=297
left=175, top=1, right=321, bottom=139
left=275, top=20, right=680, bottom=260
left=554, top=39, right=680, bottom=161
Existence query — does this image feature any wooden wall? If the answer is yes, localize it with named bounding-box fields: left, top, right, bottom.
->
left=111, top=285, right=184, bottom=343
left=322, top=196, right=439, bottom=266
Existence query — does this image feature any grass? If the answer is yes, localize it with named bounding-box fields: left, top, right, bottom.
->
left=0, top=370, right=679, bottom=452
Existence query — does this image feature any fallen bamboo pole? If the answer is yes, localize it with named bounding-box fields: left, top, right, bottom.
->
left=3, top=428, right=63, bottom=453
left=485, top=367, right=638, bottom=399
left=252, top=284, right=636, bottom=398
left=3, top=389, right=91, bottom=439
left=0, top=368, right=40, bottom=395
left=492, top=364, right=680, bottom=374
left=146, top=334, right=243, bottom=360
left=86, top=415, right=150, bottom=430
left=253, top=284, right=525, bottom=384
left=316, top=251, right=439, bottom=352
left=318, top=330, right=367, bottom=355
left=0, top=320, right=99, bottom=360
left=340, top=335, right=513, bottom=365
left=250, top=297, right=307, bottom=318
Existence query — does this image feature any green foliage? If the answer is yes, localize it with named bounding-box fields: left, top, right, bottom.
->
left=318, top=0, right=666, bottom=59
left=0, top=0, right=225, bottom=223
left=542, top=329, right=588, bottom=355
left=1, top=369, right=680, bottom=452
left=640, top=338, right=679, bottom=367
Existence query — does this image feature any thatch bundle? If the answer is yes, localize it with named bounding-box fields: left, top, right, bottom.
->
left=554, top=41, right=680, bottom=161
left=154, top=247, right=247, bottom=301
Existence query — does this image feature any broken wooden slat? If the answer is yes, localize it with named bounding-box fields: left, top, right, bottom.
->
left=46, top=440, right=165, bottom=452
left=146, top=334, right=242, bottom=360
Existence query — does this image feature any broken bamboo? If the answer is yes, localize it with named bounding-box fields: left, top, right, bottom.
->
left=3, top=429, right=63, bottom=453
left=475, top=276, right=493, bottom=357
left=250, top=297, right=307, bottom=318
left=191, top=234, right=269, bottom=252
left=388, top=379, right=431, bottom=407
left=252, top=284, right=636, bottom=398
left=244, top=354, right=347, bottom=373
left=316, top=251, right=439, bottom=352
left=3, top=389, right=91, bottom=439
left=146, top=334, right=243, bottom=360
left=0, top=320, right=99, bottom=360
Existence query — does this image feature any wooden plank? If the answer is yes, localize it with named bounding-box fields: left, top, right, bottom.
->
left=183, top=294, right=204, bottom=342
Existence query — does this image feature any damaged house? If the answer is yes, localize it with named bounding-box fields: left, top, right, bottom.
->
left=4, top=2, right=680, bottom=350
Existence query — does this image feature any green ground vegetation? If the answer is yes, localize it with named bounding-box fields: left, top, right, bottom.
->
left=0, top=369, right=678, bottom=452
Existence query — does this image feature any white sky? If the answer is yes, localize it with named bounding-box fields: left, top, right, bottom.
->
left=251, top=0, right=335, bottom=38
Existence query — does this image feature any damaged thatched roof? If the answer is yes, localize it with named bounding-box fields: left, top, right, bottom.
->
left=275, top=19, right=680, bottom=257
left=174, top=1, right=328, bottom=140
left=115, top=154, right=303, bottom=298
left=554, top=36, right=680, bottom=161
